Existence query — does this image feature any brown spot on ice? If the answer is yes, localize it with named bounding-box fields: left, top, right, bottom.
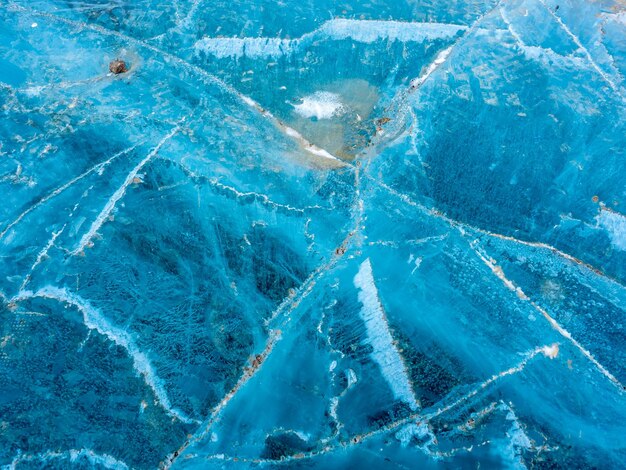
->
left=375, top=117, right=391, bottom=126
left=109, top=59, right=128, bottom=74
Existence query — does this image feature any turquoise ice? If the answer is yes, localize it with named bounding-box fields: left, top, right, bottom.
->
left=0, top=0, right=625, bottom=468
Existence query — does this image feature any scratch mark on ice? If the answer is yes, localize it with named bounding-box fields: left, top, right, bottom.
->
left=538, top=0, right=624, bottom=100
left=469, top=241, right=624, bottom=392
left=19, top=225, right=66, bottom=292
left=70, top=127, right=179, bottom=256
left=0, top=143, right=141, bottom=241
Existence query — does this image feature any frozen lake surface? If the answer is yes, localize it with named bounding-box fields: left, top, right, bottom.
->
left=1, top=0, right=625, bottom=468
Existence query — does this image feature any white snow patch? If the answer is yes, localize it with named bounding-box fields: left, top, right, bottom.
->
left=345, top=368, right=358, bottom=388
left=596, top=209, right=626, bottom=251
left=395, top=422, right=431, bottom=447
left=500, top=403, right=533, bottom=469
left=353, top=259, right=419, bottom=410
left=292, top=92, right=345, bottom=120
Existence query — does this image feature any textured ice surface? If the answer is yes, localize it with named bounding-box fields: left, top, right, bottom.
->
left=0, top=0, right=625, bottom=468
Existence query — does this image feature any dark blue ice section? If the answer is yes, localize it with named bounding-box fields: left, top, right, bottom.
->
left=1, top=0, right=625, bottom=468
